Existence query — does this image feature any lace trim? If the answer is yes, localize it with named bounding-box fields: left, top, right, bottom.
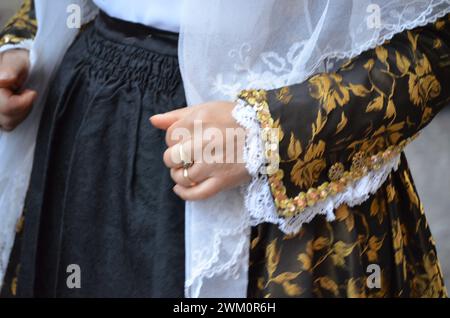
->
left=232, top=100, right=266, bottom=176
left=238, top=89, right=418, bottom=218
left=185, top=227, right=250, bottom=297
left=0, top=39, right=33, bottom=54
left=232, top=100, right=405, bottom=235
left=184, top=189, right=252, bottom=297
left=232, top=101, right=279, bottom=225
left=324, top=1, right=450, bottom=62
left=247, top=154, right=401, bottom=235
left=185, top=223, right=249, bottom=288
left=213, top=3, right=450, bottom=100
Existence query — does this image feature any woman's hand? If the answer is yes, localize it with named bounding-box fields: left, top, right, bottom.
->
left=0, top=49, right=36, bottom=131
left=150, top=101, right=251, bottom=201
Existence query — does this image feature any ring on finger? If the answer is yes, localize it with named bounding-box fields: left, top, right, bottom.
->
left=183, top=167, right=197, bottom=186
left=179, top=143, right=193, bottom=169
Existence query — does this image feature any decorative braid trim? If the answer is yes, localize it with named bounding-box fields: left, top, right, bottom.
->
left=233, top=94, right=416, bottom=234
left=0, top=39, right=33, bottom=54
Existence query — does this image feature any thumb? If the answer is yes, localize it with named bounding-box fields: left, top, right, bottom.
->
left=150, top=106, right=191, bottom=130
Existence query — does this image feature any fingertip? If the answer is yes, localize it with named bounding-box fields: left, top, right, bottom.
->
left=173, top=184, right=182, bottom=197
left=19, top=89, right=37, bottom=105
left=149, top=114, right=167, bottom=129
left=26, top=89, right=38, bottom=102
left=151, top=107, right=190, bottom=130
left=149, top=113, right=160, bottom=123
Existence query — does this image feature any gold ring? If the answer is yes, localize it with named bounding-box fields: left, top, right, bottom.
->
left=183, top=167, right=197, bottom=186
left=179, top=143, right=193, bottom=169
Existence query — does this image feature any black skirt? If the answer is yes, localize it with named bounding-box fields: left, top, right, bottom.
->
left=6, top=12, right=187, bottom=297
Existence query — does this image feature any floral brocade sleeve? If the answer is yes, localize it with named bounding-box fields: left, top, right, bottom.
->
left=236, top=14, right=450, bottom=230
left=0, top=0, right=36, bottom=47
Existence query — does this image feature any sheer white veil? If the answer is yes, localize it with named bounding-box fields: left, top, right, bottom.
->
left=180, top=0, right=450, bottom=297
left=180, top=0, right=450, bottom=102
left=0, top=0, right=448, bottom=297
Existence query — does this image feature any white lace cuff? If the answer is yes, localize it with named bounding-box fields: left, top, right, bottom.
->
left=232, top=99, right=402, bottom=235
left=0, top=39, right=33, bottom=54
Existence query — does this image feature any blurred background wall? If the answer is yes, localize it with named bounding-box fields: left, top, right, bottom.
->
left=0, top=0, right=22, bottom=27
left=405, top=112, right=450, bottom=286
left=1, top=0, right=450, bottom=288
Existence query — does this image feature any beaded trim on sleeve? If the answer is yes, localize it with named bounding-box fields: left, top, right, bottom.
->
left=237, top=88, right=418, bottom=220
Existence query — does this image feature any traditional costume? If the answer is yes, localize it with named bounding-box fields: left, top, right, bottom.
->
left=0, top=0, right=449, bottom=297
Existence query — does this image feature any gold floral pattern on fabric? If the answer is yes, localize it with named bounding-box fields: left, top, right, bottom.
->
left=249, top=157, right=448, bottom=297
left=0, top=0, right=36, bottom=47
left=238, top=14, right=450, bottom=220
left=246, top=14, right=450, bottom=298
left=239, top=89, right=418, bottom=219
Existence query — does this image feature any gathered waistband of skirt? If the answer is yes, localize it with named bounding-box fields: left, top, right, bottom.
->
left=81, top=10, right=181, bottom=90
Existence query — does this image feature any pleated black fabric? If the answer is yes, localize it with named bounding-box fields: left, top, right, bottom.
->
left=15, top=11, right=186, bottom=297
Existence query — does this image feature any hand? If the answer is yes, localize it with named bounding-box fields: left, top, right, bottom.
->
left=150, top=101, right=251, bottom=201
left=0, top=49, right=36, bottom=131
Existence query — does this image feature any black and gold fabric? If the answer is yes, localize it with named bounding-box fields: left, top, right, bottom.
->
left=0, top=0, right=36, bottom=47
left=243, top=14, right=450, bottom=297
